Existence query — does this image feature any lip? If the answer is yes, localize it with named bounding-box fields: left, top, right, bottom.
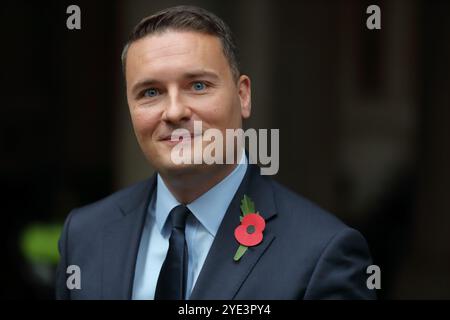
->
left=159, top=133, right=202, bottom=145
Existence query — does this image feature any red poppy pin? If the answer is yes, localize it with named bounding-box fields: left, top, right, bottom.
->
left=233, top=195, right=266, bottom=261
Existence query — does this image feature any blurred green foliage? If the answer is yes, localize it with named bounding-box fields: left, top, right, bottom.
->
left=20, top=223, right=62, bottom=265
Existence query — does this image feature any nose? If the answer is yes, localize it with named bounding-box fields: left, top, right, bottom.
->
left=161, top=88, right=192, bottom=124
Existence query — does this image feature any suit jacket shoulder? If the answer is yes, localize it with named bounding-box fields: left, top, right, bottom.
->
left=69, top=178, right=153, bottom=229
left=240, top=175, right=376, bottom=299
left=56, top=177, right=156, bottom=299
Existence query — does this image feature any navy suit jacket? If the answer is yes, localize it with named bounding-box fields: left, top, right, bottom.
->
left=56, top=164, right=376, bottom=299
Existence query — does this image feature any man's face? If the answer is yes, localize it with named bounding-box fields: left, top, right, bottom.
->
left=125, top=30, right=251, bottom=176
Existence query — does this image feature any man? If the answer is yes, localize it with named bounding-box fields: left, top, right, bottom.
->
left=56, top=5, right=376, bottom=300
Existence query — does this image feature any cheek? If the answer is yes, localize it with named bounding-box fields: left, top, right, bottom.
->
left=196, top=91, right=240, bottom=127
left=130, top=108, right=159, bottom=138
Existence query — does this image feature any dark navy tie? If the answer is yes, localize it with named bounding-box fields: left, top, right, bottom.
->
left=155, top=205, right=190, bottom=300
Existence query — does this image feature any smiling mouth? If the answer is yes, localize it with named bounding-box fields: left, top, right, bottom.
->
left=160, top=133, right=202, bottom=143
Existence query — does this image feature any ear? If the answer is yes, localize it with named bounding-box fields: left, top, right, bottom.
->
left=237, top=75, right=251, bottom=119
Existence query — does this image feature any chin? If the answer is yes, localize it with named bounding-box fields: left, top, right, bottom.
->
left=152, top=154, right=198, bottom=174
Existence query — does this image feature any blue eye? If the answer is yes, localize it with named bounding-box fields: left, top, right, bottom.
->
left=192, top=82, right=206, bottom=91
left=144, top=88, right=159, bottom=97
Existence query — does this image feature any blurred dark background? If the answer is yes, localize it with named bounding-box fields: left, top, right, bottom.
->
left=1, top=0, right=449, bottom=299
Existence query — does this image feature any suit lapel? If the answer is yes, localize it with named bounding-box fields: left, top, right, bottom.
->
left=101, top=175, right=156, bottom=299
left=189, top=165, right=278, bottom=299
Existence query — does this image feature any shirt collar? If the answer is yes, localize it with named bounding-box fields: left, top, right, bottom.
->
left=154, top=151, right=248, bottom=237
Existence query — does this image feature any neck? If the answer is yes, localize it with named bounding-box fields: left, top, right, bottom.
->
left=160, top=163, right=238, bottom=204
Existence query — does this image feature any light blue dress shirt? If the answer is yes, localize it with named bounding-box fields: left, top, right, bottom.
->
left=132, top=153, right=248, bottom=300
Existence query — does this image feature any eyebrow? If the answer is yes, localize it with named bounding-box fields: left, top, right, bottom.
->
left=130, top=70, right=220, bottom=96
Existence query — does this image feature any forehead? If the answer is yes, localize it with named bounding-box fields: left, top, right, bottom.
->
left=125, top=30, right=231, bottom=83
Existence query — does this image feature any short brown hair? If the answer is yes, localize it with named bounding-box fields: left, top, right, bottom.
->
left=121, top=5, right=240, bottom=80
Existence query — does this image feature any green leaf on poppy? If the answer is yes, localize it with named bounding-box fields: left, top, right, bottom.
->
left=240, top=195, right=256, bottom=216
left=233, top=245, right=248, bottom=261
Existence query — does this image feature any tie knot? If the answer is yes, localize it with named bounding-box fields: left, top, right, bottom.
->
left=169, top=205, right=190, bottom=230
